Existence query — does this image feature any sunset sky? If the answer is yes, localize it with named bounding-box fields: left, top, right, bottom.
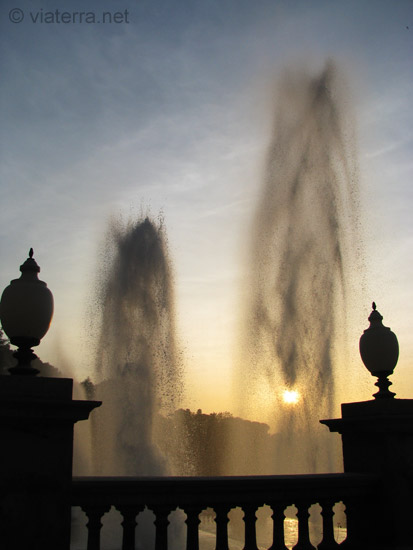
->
left=1, top=0, right=412, bottom=418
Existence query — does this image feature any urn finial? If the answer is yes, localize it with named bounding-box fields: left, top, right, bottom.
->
left=359, top=303, right=399, bottom=399
left=0, top=250, right=54, bottom=375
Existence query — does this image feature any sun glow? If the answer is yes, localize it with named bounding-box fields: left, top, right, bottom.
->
left=282, top=389, right=300, bottom=404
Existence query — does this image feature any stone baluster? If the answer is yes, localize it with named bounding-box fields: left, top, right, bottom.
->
left=268, top=504, right=289, bottom=550
left=183, top=506, right=202, bottom=550
left=242, top=504, right=259, bottom=550
left=292, top=502, right=316, bottom=550
left=81, top=504, right=110, bottom=550
left=214, top=505, right=230, bottom=550
left=152, top=506, right=172, bottom=550
left=116, top=505, right=144, bottom=550
left=340, top=497, right=364, bottom=547
left=317, top=500, right=339, bottom=549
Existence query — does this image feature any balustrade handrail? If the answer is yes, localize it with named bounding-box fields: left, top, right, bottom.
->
left=72, top=472, right=378, bottom=508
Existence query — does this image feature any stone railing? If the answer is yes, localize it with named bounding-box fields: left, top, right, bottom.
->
left=71, top=473, right=378, bottom=550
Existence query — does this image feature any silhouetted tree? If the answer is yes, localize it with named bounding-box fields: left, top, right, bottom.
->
left=0, top=330, right=13, bottom=374
left=156, top=409, right=275, bottom=475
left=0, top=331, right=61, bottom=377
left=81, top=377, right=96, bottom=400
left=33, top=359, right=61, bottom=377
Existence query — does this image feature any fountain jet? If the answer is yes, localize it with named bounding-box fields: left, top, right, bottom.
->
left=90, top=215, right=183, bottom=476
left=236, top=61, right=361, bottom=473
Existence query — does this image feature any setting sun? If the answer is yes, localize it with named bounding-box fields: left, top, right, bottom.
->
left=282, top=390, right=300, bottom=404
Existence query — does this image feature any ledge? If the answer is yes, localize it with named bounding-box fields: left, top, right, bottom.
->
left=320, top=399, right=413, bottom=434
left=0, top=375, right=101, bottom=423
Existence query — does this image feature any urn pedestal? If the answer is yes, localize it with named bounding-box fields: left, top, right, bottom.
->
left=0, top=376, right=101, bottom=550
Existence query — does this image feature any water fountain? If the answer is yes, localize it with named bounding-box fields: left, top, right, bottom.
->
left=88, top=216, right=183, bottom=476
left=234, top=60, right=361, bottom=474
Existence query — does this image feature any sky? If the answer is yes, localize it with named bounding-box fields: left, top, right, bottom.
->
left=1, top=0, right=412, bottom=418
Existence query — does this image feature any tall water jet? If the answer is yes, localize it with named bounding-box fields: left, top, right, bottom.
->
left=235, top=61, right=361, bottom=473
left=90, top=215, right=183, bottom=476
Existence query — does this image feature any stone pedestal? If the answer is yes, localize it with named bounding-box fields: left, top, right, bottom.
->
left=321, top=398, right=413, bottom=549
left=0, top=376, right=101, bottom=550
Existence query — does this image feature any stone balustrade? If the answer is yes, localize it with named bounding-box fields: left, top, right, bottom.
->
left=71, top=473, right=377, bottom=550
